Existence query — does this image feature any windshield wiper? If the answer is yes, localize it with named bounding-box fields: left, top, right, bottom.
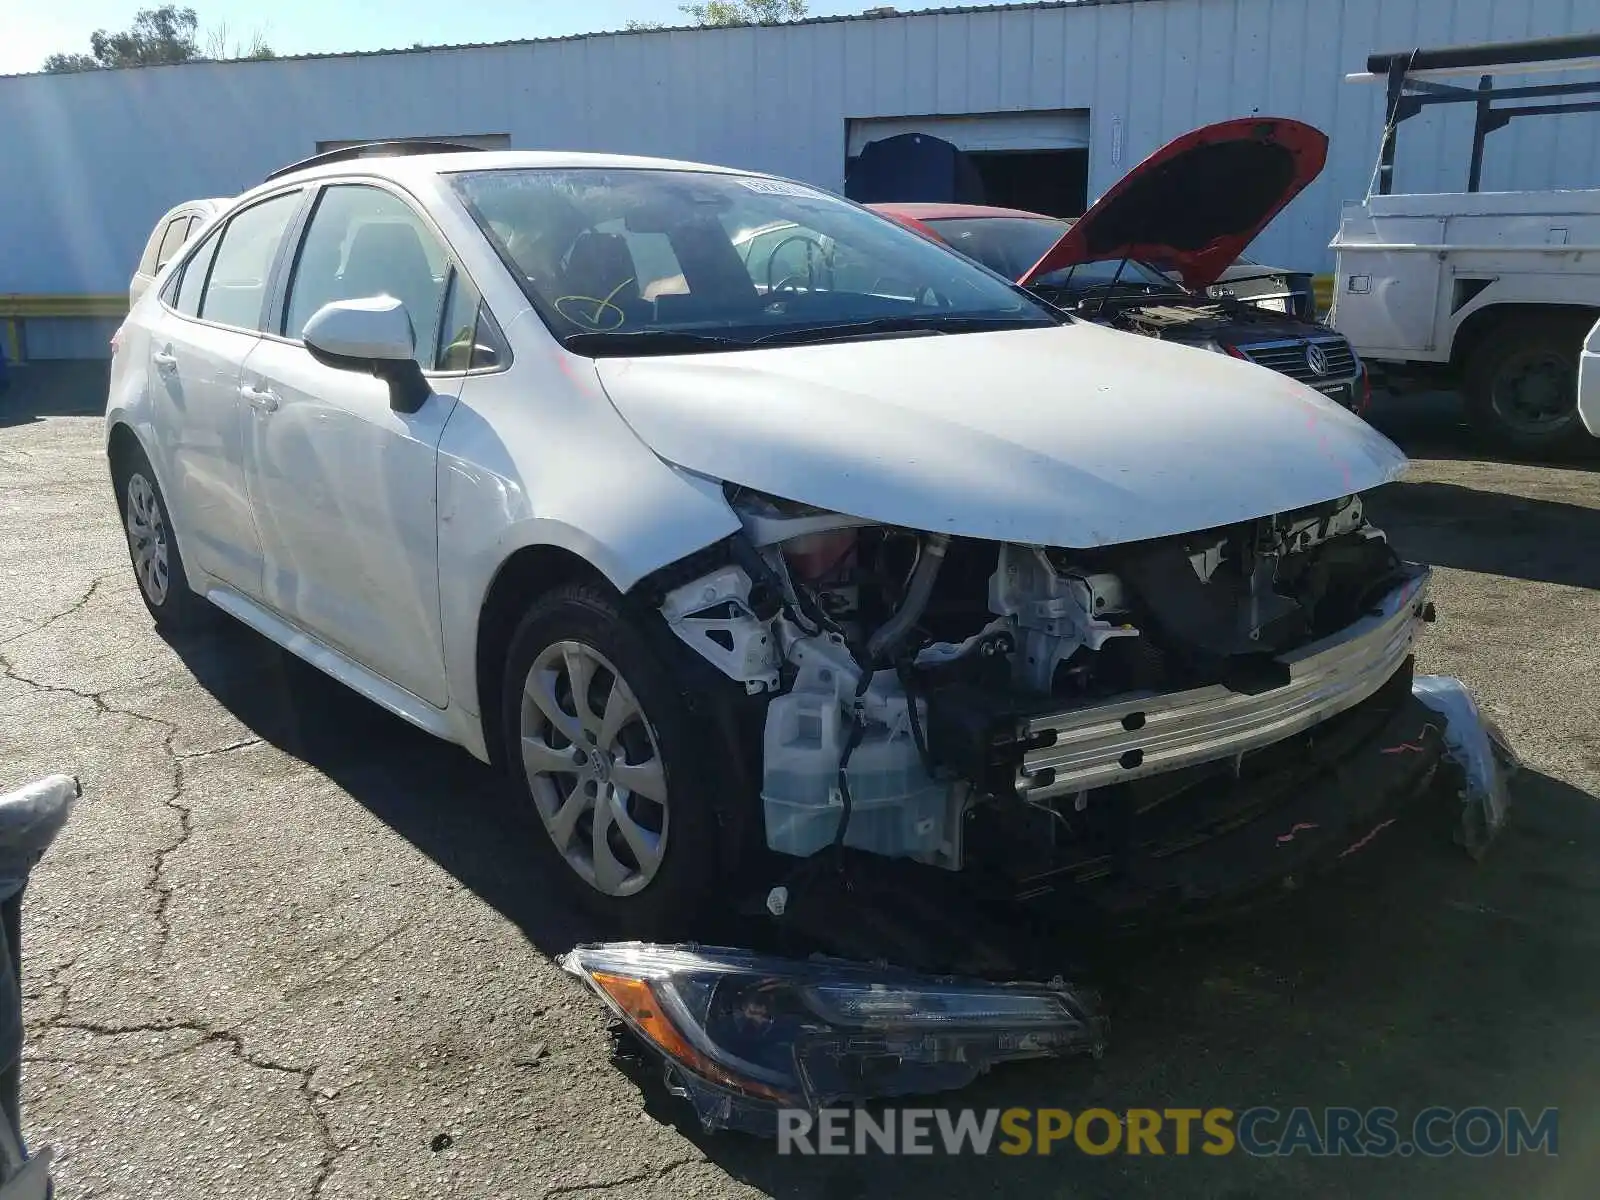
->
left=752, top=315, right=1052, bottom=346
left=562, top=330, right=743, bottom=357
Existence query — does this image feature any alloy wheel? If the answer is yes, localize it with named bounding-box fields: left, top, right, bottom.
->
left=518, top=640, right=669, bottom=897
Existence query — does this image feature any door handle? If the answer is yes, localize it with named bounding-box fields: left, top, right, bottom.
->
left=153, top=351, right=177, bottom=371
left=240, top=384, right=280, bottom=413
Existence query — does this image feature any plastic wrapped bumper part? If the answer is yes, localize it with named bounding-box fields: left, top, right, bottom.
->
left=560, top=943, right=1106, bottom=1137
left=1412, top=675, right=1516, bottom=859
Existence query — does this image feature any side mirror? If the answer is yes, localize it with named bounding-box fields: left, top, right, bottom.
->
left=302, top=297, right=432, bottom=414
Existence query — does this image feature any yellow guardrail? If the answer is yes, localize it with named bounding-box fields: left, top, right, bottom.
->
left=1313, top=274, right=1334, bottom=317
left=0, top=294, right=129, bottom=319
left=1, top=294, right=129, bottom=363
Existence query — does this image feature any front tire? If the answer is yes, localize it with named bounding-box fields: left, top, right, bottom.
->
left=1464, top=314, right=1595, bottom=457
left=112, top=441, right=205, bottom=629
left=500, top=582, right=722, bottom=938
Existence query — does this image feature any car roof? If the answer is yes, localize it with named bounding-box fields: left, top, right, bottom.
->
left=254, top=149, right=760, bottom=194
left=158, top=196, right=227, bottom=222
left=871, top=202, right=1072, bottom=223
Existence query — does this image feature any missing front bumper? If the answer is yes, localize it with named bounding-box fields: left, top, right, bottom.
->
left=560, top=675, right=1511, bottom=1138
left=1016, top=566, right=1432, bottom=802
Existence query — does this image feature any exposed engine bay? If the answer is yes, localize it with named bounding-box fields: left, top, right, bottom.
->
left=653, top=485, right=1434, bottom=909
left=1033, top=283, right=1333, bottom=346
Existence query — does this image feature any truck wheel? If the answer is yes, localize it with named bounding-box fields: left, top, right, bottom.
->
left=1464, top=314, right=1595, bottom=457
left=500, top=581, right=724, bottom=939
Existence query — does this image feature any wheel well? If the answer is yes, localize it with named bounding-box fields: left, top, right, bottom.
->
left=106, top=422, right=142, bottom=493
left=1450, top=303, right=1600, bottom=371
left=474, top=544, right=607, bottom=768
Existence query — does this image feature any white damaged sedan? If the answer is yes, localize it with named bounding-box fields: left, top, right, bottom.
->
left=107, top=145, right=1439, bottom=935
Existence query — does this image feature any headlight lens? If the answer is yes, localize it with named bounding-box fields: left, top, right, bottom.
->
left=562, top=942, right=1105, bottom=1135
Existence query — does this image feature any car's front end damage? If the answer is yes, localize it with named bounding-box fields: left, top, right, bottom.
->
left=538, top=154, right=1514, bottom=1129
left=654, top=485, right=1441, bottom=907
left=571, top=438, right=1523, bottom=1131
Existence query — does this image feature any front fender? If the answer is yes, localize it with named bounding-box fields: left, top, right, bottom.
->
left=434, top=326, right=742, bottom=729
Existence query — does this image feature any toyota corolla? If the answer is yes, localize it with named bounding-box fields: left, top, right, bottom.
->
left=108, top=142, right=1442, bottom=938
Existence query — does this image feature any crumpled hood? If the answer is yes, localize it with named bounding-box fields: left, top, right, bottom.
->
left=1021, top=117, right=1329, bottom=289
left=593, top=321, right=1406, bottom=548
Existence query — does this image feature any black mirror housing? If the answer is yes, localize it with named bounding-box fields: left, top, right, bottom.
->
left=374, top=358, right=432, bottom=414
left=305, top=342, right=432, bottom=414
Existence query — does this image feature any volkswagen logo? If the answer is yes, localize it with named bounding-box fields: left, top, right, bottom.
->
left=1305, top=342, right=1331, bottom=376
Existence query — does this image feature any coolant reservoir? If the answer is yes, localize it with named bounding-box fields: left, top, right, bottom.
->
left=761, top=681, right=954, bottom=866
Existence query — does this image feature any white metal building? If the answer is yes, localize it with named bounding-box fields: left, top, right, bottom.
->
left=3, top=0, right=1598, bottom=357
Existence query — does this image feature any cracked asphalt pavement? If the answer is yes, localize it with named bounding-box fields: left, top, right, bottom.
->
left=3, top=364, right=1599, bottom=1198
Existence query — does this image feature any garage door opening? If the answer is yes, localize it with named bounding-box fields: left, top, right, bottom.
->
left=964, top=149, right=1088, bottom=217
left=845, top=110, right=1089, bottom=217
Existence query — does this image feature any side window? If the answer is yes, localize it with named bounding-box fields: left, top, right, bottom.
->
left=173, top=227, right=223, bottom=317
left=434, top=270, right=506, bottom=372
left=137, top=220, right=167, bottom=277
left=283, top=185, right=449, bottom=368
left=436, top=270, right=479, bottom=371
left=153, top=217, right=192, bottom=273
left=199, top=192, right=302, bottom=331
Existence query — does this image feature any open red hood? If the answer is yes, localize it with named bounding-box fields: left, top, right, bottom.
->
left=1019, top=118, right=1328, bottom=289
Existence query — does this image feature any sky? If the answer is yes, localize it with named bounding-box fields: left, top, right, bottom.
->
left=3, top=0, right=881, bottom=75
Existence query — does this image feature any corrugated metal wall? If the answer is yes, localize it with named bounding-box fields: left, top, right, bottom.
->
left=3, top=0, right=1597, bottom=314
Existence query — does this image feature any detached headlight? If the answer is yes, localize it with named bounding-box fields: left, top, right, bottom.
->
left=561, top=943, right=1105, bottom=1135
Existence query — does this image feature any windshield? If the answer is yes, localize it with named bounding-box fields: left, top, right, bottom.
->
left=923, top=216, right=1178, bottom=293
left=449, top=169, right=1060, bottom=353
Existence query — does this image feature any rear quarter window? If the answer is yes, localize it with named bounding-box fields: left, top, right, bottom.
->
left=136, top=219, right=169, bottom=277
left=153, top=217, right=193, bottom=273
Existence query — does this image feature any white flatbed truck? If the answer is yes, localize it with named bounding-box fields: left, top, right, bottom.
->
left=1330, top=33, right=1600, bottom=456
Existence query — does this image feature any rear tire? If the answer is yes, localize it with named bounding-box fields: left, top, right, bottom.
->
left=111, top=440, right=206, bottom=629
left=499, top=581, right=724, bottom=939
left=1463, top=313, right=1595, bottom=458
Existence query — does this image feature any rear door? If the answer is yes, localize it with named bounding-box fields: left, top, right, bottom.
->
left=238, top=180, right=488, bottom=707
left=146, top=190, right=304, bottom=598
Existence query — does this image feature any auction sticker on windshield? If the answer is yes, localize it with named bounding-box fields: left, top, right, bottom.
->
left=736, top=177, right=832, bottom=198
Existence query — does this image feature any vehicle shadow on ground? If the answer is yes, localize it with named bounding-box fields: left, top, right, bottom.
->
left=0, top=363, right=110, bottom=427
left=159, top=618, right=1600, bottom=1199
left=1366, top=389, right=1600, bottom=473
left=1366, top=479, right=1600, bottom=591
left=158, top=617, right=606, bottom=959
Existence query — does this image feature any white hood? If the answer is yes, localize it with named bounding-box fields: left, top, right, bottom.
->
left=594, top=321, right=1407, bottom=548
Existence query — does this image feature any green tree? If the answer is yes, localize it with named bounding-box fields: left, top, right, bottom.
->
left=43, top=6, right=273, bottom=72
left=678, top=0, right=808, bottom=26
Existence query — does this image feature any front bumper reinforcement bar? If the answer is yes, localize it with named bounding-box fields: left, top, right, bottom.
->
left=1018, top=565, right=1432, bottom=801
